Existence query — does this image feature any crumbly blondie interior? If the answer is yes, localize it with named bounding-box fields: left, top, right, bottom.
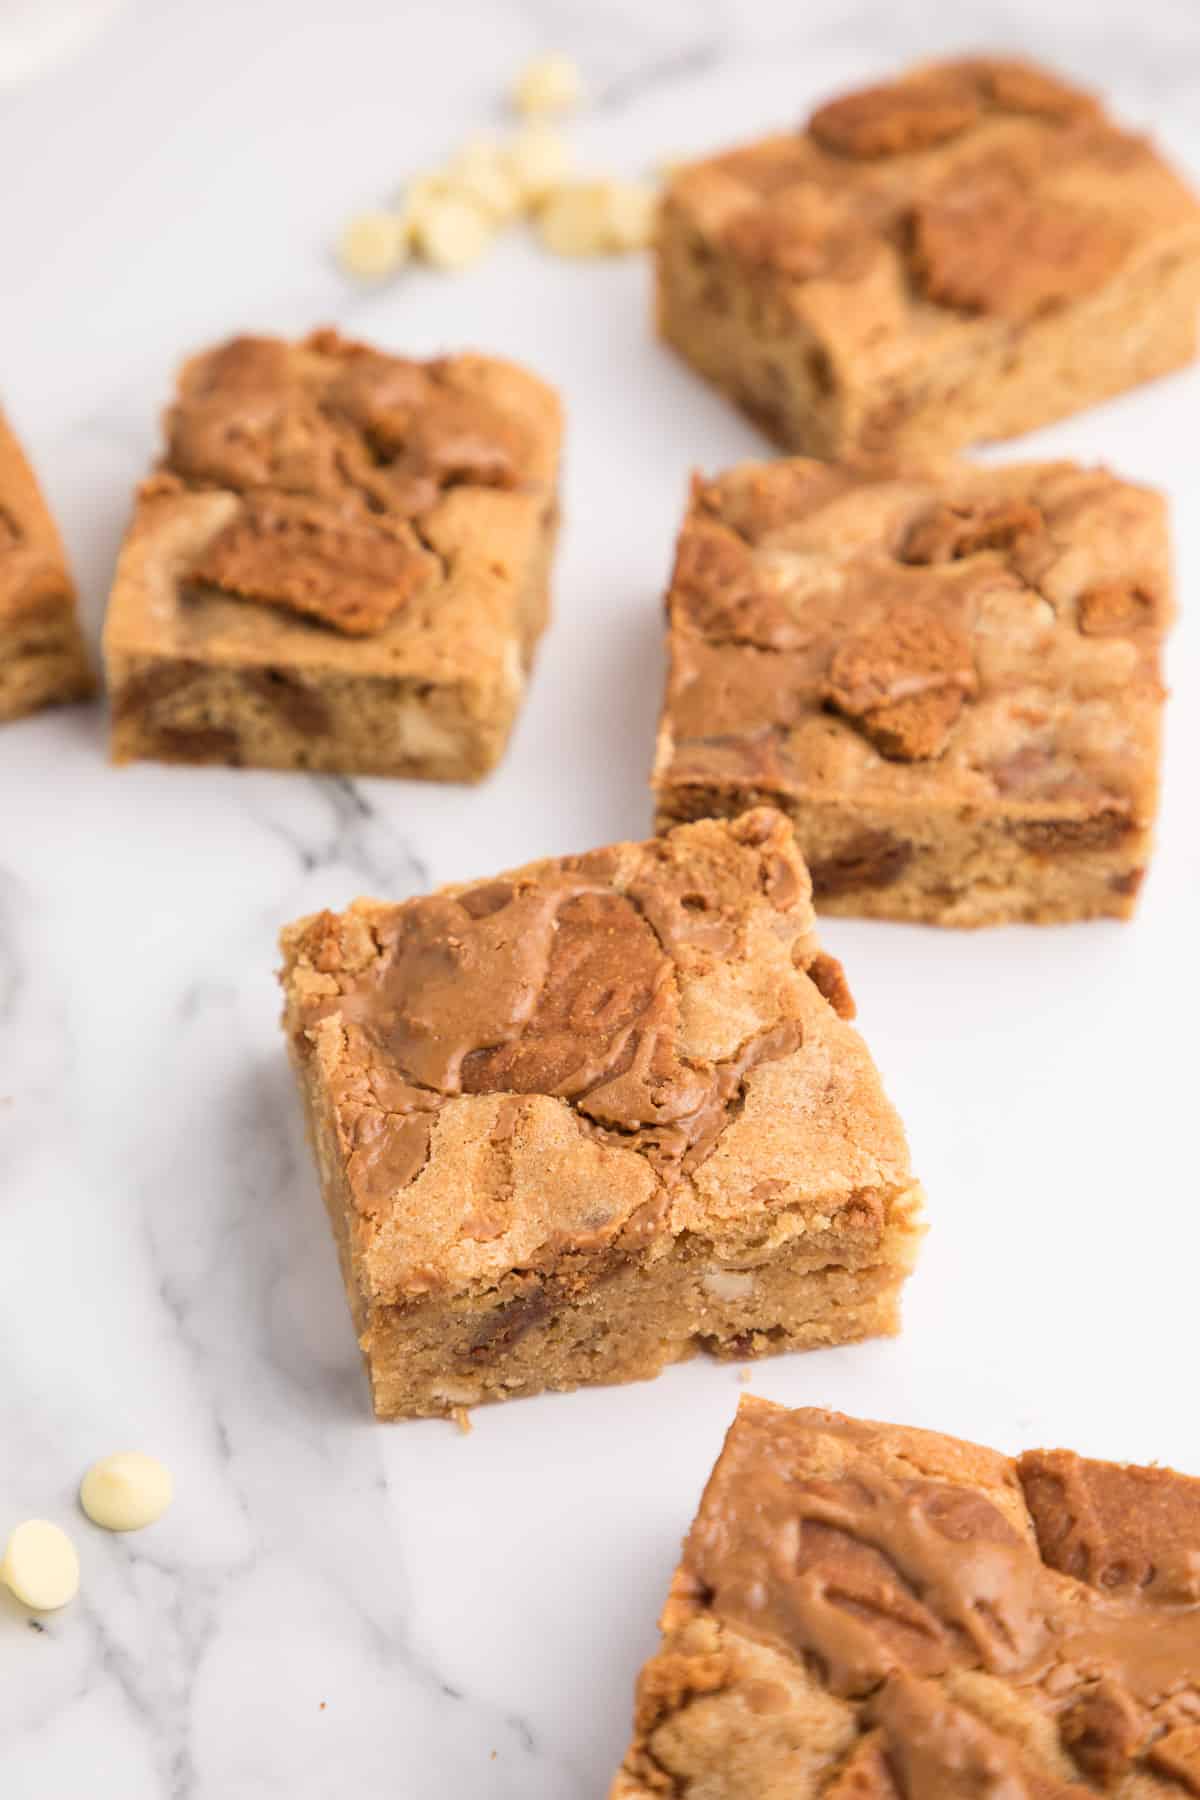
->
left=0, top=410, right=93, bottom=723
left=654, top=457, right=1171, bottom=926
left=612, top=1397, right=1200, bottom=1798
left=657, top=57, right=1200, bottom=460
left=279, top=810, right=923, bottom=1418
left=104, top=329, right=561, bottom=778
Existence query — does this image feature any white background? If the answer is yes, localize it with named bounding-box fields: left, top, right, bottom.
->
left=1, top=1, right=1198, bottom=1793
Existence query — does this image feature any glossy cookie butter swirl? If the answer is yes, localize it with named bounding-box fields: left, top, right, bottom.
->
left=298, top=810, right=835, bottom=1208
left=661, top=456, right=1168, bottom=820
left=680, top=1402, right=1200, bottom=1796
left=159, top=329, right=535, bottom=636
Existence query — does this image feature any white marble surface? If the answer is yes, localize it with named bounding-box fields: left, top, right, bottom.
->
left=2, top=1, right=1200, bottom=1793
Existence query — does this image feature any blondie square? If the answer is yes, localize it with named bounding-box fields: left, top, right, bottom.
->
left=653, top=457, right=1172, bottom=926
left=0, top=409, right=92, bottom=722
left=103, top=329, right=561, bottom=778
left=279, top=810, right=923, bottom=1420
left=612, top=1397, right=1200, bottom=1798
left=657, top=58, right=1200, bottom=460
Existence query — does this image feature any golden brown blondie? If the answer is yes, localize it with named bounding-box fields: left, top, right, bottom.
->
left=0, top=409, right=92, bottom=722
left=657, top=58, right=1200, bottom=460
left=612, top=1397, right=1200, bottom=1798
left=104, top=329, right=561, bottom=779
left=653, top=456, right=1172, bottom=926
left=279, top=811, right=923, bottom=1420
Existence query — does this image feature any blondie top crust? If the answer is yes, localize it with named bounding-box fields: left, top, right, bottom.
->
left=279, top=811, right=923, bottom=1419
left=657, top=57, right=1200, bottom=460
left=653, top=456, right=1171, bottom=927
left=0, top=408, right=93, bottom=723
left=613, top=1398, right=1200, bottom=1799
left=103, top=329, right=561, bottom=778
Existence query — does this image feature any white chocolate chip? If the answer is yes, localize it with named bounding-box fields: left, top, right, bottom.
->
left=393, top=701, right=468, bottom=762
left=538, top=179, right=659, bottom=257
left=431, top=1380, right=483, bottom=1407
left=703, top=1268, right=757, bottom=1303
left=447, top=137, right=524, bottom=224
left=512, top=51, right=583, bottom=118
left=413, top=195, right=495, bottom=270
left=498, top=636, right=526, bottom=701
left=2, top=1520, right=80, bottom=1611
left=506, top=123, right=574, bottom=205
left=337, top=210, right=409, bottom=280
left=603, top=180, right=658, bottom=251
left=80, top=1452, right=173, bottom=1533
left=537, top=181, right=616, bottom=256
left=404, top=170, right=454, bottom=220
left=340, top=54, right=658, bottom=278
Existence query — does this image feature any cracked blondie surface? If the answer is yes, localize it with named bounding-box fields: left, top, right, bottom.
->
left=612, top=1397, right=1200, bottom=1798
left=653, top=457, right=1172, bottom=925
left=656, top=57, right=1200, bottom=459
left=0, top=409, right=93, bottom=723
left=103, top=329, right=561, bottom=778
left=279, top=810, right=923, bottom=1418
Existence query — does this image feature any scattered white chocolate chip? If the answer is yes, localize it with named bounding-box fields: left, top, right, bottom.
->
left=80, top=1452, right=173, bottom=1533
left=537, top=181, right=616, bottom=256
left=703, top=1268, right=757, bottom=1303
left=512, top=51, right=583, bottom=118
left=404, top=170, right=454, bottom=221
left=602, top=180, right=658, bottom=251
left=447, top=137, right=524, bottom=224
left=538, top=179, right=658, bottom=257
left=337, top=55, right=658, bottom=280
left=2, top=1520, right=80, bottom=1612
left=338, top=210, right=409, bottom=280
left=506, top=123, right=574, bottom=205
left=413, top=196, right=495, bottom=270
